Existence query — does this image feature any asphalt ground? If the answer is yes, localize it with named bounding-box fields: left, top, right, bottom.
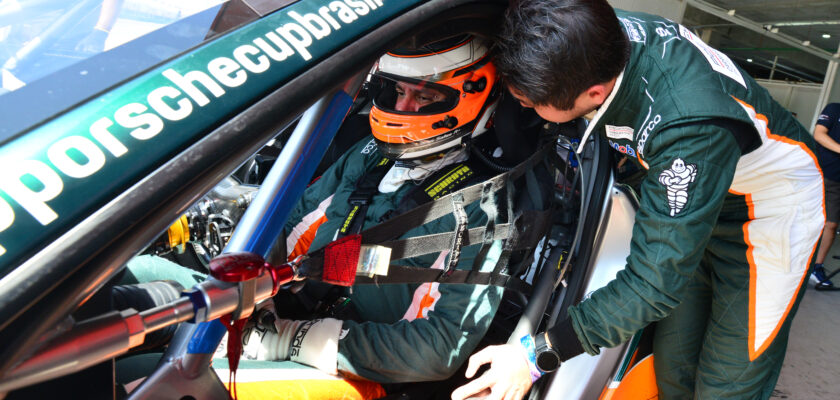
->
left=771, top=255, right=840, bottom=398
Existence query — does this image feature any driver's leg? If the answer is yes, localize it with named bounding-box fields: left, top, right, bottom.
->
left=120, top=254, right=207, bottom=288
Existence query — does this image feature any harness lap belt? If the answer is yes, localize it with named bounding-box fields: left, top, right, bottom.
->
left=298, top=145, right=554, bottom=292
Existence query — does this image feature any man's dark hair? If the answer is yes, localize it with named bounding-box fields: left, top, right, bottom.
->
left=495, top=0, right=630, bottom=110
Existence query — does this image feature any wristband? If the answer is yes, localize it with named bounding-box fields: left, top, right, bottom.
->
left=518, top=334, right=543, bottom=382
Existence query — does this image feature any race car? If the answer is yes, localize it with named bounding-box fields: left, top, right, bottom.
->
left=0, top=1, right=649, bottom=398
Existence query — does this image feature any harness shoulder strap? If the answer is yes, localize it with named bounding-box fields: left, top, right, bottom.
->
left=336, top=157, right=393, bottom=238
left=300, top=145, right=555, bottom=292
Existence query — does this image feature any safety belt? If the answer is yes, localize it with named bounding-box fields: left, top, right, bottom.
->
left=297, top=144, right=554, bottom=293
left=336, top=157, right=394, bottom=239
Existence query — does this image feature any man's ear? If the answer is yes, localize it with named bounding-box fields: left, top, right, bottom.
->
left=584, top=83, right=610, bottom=106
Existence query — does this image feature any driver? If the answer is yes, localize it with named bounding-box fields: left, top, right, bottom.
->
left=242, top=35, right=501, bottom=383
left=114, top=32, right=556, bottom=399
left=394, top=81, right=447, bottom=112
left=210, top=34, right=543, bottom=398
left=121, top=35, right=513, bottom=398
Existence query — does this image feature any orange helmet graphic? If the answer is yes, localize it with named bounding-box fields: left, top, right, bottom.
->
left=369, top=36, right=499, bottom=160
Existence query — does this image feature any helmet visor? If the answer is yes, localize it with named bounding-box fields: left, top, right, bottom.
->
left=370, top=73, right=459, bottom=116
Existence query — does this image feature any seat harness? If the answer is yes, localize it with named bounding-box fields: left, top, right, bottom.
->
left=297, top=143, right=559, bottom=294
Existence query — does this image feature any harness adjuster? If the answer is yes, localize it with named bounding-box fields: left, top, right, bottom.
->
left=347, top=195, right=371, bottom=206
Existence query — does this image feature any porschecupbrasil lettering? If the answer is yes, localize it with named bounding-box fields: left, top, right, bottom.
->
left=0, top=0, right=410, bottom=269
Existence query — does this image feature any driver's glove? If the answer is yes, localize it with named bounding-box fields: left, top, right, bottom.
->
left=240, top=301, right=343, bottom=375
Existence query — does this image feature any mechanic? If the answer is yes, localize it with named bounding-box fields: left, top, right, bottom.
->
left=450, top=1, right=824, bottom=399
left=811, top=102, right=840, bottom=289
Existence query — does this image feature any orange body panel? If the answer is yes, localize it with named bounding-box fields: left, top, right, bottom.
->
left=599, top=355, right=658, bottom=400
left=224, top=378, right=385, bottom=400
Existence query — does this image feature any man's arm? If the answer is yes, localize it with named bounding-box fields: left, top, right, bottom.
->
left=814, top=104, right=840, bottom=153
left=284, top=138, right=374, bottom=259
left=76, top=0, right=125, bottom=53
left=452, top=122, right=744, bottom=400
left=814, top=124, right=840, bottom=154
left=557, top=122, right=741, bottom=355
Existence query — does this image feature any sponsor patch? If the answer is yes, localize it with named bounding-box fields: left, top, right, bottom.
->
left=653, top=21, right=681, bottom=58
left=605, top=125, right=635, bottom=141
left=679, top=25, right=746, bottom=88
left=608, top=140, right=637, bottom=158
left=620, top=17, right=647, bottom=43
left=657, top=158, right=697, bottom=216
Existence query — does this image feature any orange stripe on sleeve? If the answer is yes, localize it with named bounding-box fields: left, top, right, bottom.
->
left=288, top=214, right=328, bottom=261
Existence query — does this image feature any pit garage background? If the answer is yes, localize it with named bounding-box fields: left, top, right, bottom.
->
left=610, top=0, right=840, bottom=130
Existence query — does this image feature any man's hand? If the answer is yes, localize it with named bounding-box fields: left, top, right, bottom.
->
left=214, top=302, right=304, bottom=361
left=242, top=317, right=304, bottom=361
left=450, top=344, right=534, bottom=400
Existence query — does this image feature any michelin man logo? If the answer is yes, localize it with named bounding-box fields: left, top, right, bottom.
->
left=658, top=158, right=697, bottom=216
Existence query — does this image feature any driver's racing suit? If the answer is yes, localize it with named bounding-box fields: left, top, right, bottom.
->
left=121, top=132, right=510, bottom=397
left=280, top=135, right=504, bottom=383
left=547, top=10, right=824, bottom=399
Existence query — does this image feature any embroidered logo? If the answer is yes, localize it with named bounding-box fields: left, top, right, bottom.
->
left=658, top=158, right=697, bottom=216
left=620, top=17, right=647, bottom=43
left=361, top=139, right=377, bottom=154
left=608, top=140, right=637, bottom=158
left=655, top=26, right=671, bottom=37
left=636, top=110, right=661, bottom=159
left=653, top=21, right=680, bottom=58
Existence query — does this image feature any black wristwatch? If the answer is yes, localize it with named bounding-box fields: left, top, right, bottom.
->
left=534, top=332, right=561, bottom=373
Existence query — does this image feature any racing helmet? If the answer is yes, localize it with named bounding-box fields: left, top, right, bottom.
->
left=369, top=35, right=499, bottom=160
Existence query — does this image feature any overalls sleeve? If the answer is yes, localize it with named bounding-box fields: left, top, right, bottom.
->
left=816, top=103, right=839, bottom=130
left=550, top=123, right=743, bottom=357
left=284, top=138, right=374, bottom=259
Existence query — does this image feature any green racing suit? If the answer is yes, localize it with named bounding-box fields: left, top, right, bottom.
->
left=547, top=9, right=824, bottom=399
left=282, top=136, right=505, bottom=383
left=122, top=133, right=511, bottom=391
